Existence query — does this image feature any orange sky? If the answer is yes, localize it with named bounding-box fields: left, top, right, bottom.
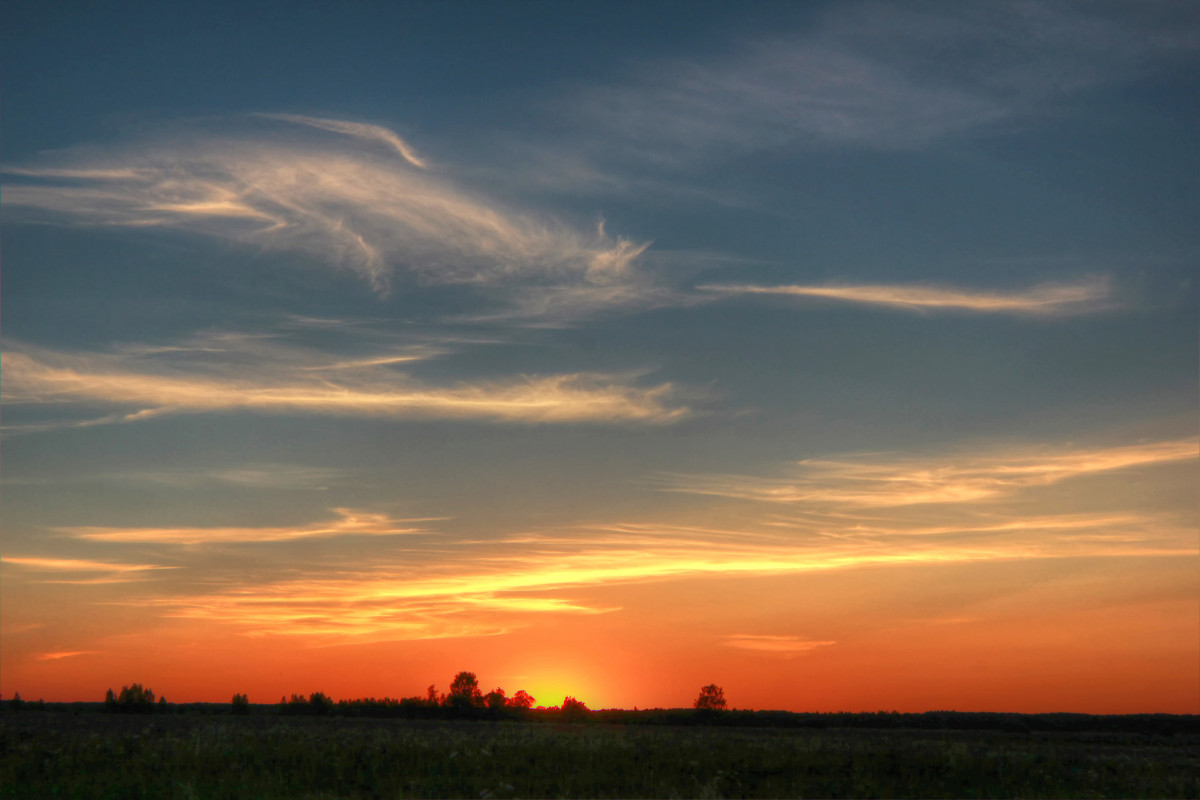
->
left=4, top=438, right=1196, bottom=712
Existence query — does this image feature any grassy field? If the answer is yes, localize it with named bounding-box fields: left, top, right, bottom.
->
left=2, top=710, right=1198, bottom=799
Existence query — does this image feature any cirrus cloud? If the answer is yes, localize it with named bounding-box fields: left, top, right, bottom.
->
left=699, top=277, right=1114, bottom=316
left=1, top=117, right=649, bottom=297
left=1, top=336, right=691, bottom=429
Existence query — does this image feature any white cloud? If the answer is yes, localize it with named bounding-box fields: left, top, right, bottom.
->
left=1, top=120, right=650, bottom=297
left=256, top=113, right=427, bottom=168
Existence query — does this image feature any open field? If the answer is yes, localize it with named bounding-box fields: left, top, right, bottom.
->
left=2, top=710, right=1198, bottom=799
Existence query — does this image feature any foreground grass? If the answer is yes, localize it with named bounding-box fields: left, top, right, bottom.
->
left=2, top=712, right=1197, bottom=799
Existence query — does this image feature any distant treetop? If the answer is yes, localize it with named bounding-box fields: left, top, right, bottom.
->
left=695, top=684, right=726, bottom=711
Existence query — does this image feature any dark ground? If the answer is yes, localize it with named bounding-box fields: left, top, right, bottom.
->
left=2, top=708, right=1197, bottom=799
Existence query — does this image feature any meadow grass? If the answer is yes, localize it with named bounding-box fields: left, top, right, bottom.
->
left=2, top=711, right=1197, bottom=799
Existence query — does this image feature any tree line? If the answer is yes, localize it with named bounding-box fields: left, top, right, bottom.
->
left=92, top=673, right=727, bottom=718
left=274, top=672, right=570, bottom=718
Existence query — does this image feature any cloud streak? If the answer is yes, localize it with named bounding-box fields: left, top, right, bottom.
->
left=37, top=651, right=96, bottom=661
left=699, top=277, right=1114, bottom=316
left=1, top=337, right=690, bottom=427
left=658, top=438, right=1198, bottom=508
left=60, top=508, right=437, bottom=544
left=1, top=556, right=171, bottom=573
left=256, top=113, right=428, bottom=168
left=724, top=635, right=835, bottom=654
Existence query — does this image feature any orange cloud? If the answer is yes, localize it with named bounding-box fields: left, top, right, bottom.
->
left=1, top=556, right=171, bottom=573
left=659, top=438, right=1197, bottom=507
left=36, top=651, right=95, bottom=661
left=724, top=635, right=835, bottom=653
left=700, top=277, right=1113, bottom=315
left=110, top=502, right=1191, bottom=643
left=59, top=508, right=437, bottom=544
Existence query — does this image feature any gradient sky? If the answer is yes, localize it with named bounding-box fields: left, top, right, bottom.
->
left=2, top=0, right=1197, bottom=713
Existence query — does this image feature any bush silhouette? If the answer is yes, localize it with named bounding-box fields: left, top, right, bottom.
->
left=308, top=692, right=333, bottom=715
left=561, top=696, right=589, bottom=720
left=484, top=688, right=507, bottom=711
left=507, top=690, right=535, bottom=710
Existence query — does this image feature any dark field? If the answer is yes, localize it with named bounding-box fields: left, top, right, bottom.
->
left=2, top=710, right=1198, bottom=799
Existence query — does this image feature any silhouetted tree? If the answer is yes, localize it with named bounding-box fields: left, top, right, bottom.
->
left=8, top=692, right=22, bottom=712
left=447, top=671, right=482, bottom=709
left=119, top=683, right=155, bottom=705
left=507, top=690, right=535, bottom=710
left=280, top=693, right=307, bottom=714
left=107, top=683, right=157, bottom=713
left=694, top=684, right=726, bottom=711
left=484, top=687, right=507, bottom=711
left=425, top=684, right=444, bottom=707
left=308, top=691, right=333, bottom=715
left=231, top=693, right=250, bottom=715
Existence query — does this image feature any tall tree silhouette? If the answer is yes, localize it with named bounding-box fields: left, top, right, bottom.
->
left=694, top=684, right=726, bottom=710
left=447, top=671, right=482, bottom=709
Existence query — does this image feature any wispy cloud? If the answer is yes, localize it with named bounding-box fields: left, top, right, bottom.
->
left=1, top=463, right=347, bottom=491
left=724, top=635, right=835, bottom=654
left=10, top=430, right=1184, bottom=640
left=140, top=537, right=994, bottom=640
left=1, top=119, right=649, bottom=297
left=60, top=508, right=438, bottom=544
left=1, top=336, right=690, bottom=428
left=1, top=556, right=171, bottom=573
left=102, top=487, right=1192, bottom=642
left=256, top=113, right=427, bottom=168
left=37, top=651, right=96, bottom=661
left=698, top=277, right=1114, bottom=316
left=658, top=438, right=1198, bottom=508
left=177, top=464, right=346, bottom=491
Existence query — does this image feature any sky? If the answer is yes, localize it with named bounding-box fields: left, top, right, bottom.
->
left=1, top=0, right=1197, bottom=714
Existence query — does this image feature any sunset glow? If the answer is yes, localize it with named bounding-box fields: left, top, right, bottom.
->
left=2, top=1, right=1197, bottom=715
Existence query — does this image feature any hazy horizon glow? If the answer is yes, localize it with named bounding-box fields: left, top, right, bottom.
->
left=2, top=0, right=1196, bottom=713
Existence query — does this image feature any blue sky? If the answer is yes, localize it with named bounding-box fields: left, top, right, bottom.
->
left=1, top=1, right=1197, bottom=711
